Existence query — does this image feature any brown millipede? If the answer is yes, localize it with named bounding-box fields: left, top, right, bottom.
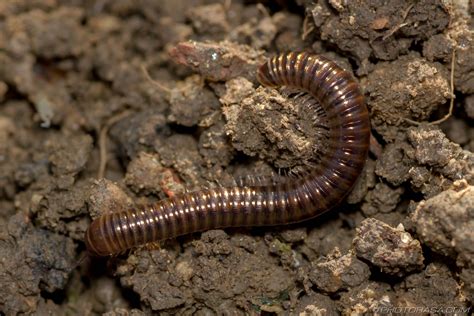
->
left=85, top=52, right=370, bottom=256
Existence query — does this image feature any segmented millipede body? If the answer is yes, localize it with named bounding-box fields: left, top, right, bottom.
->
left=85, top=52, right=370, bottom=256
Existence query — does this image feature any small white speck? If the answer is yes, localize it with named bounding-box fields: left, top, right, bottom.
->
left=400, top=232, right=411, bottom=243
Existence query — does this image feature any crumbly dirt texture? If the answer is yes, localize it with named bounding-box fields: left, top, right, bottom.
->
left=0, top=0, right=473, bottom=315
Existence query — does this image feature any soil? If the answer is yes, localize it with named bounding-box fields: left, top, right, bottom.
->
left=0, top=0, right=473, bottom=315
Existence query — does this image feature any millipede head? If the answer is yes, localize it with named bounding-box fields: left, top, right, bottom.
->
left=85, top=219, right=111, bottom=257
left=257, top=59, right=279, bottom=87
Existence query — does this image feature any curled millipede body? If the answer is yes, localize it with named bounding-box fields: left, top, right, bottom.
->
left=85, top=52, right=370, bottom=256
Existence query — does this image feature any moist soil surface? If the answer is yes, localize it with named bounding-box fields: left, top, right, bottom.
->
left=0, top=0, right=473, bottom=315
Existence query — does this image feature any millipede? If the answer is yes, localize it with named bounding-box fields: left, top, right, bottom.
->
left=85, top=52, right=371, bottom=256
